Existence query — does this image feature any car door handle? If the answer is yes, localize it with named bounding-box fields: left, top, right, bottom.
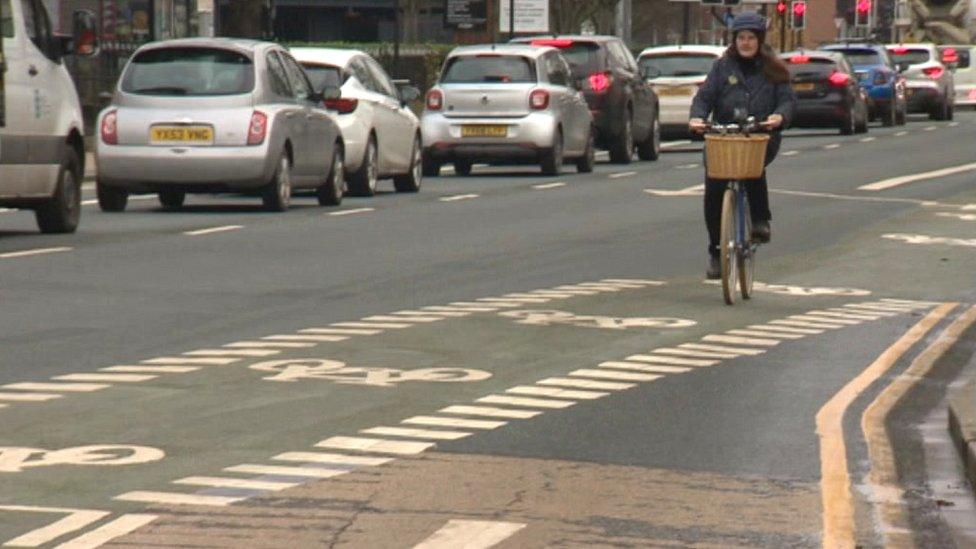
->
left=28, top=65, right=38, bottom=77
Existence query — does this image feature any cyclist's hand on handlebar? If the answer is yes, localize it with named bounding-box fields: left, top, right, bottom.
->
left=689, top=118, right=708, bottom=134
left=760, top=114, right=784, bottom=130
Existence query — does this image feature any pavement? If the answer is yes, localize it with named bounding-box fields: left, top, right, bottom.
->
left=3, top=113, right=976, bottom=547
left=949, top=352, right=976, bottom=491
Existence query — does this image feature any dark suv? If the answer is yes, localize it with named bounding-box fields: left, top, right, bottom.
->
left=512, top=35, right=660, bottom=163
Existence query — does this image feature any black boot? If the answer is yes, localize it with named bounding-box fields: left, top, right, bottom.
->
left=706, top=255, right=721, bottom=279
left=752, top=220, right=771, bottom=243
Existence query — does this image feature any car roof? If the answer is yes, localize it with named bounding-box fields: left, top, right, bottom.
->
left=289, top=47, right=363, bottom=67
left=447, top=44, right=553, bottom=58
left=781, top=50, right=845, bottom=62
left=513, top=35, right=618, bottom=44
left=134, top=37, right=274, bottom=55
left=638, top=45, right=726, bottom=57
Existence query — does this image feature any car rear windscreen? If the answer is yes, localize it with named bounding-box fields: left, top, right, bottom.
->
left=638, top=54, right=717, bottom=77
left=442, top=55, right=535, bottom=83
left=958, top=49, right=971, bottom=69
left=121, top=47, right=255, bottom=96
left=301, top=63, right=344, bottom=91
left=888, top=49, right=930, bottom=65
left=829, top=49, right=881, bottom=66
left=785, top=58, right=837, bottom=75
left=556, top=43, right=602, bottom=76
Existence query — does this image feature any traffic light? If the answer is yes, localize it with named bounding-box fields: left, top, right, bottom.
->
left=776, top=0, right=787, bottom=15
left=855, top=0, right=871, bottom=28
left=791, top=0, right=806, bottom=30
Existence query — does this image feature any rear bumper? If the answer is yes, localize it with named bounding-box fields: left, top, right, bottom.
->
left=904, top=82, right=942, bottom=111
left=791, top=98, right=849, bottom=127
left=424, top=143, right=546, bottom=164
left=420, top=112, right=557, bottom=164
left=96, top=142, right=275, bottom=191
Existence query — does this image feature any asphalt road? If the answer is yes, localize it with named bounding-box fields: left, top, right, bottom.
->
left=1, top=112, right=975, bottom=548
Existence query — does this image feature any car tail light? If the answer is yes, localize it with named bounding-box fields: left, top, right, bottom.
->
left=529, top=89, right=550, bottom=110
left=589, top=71, right=612, bottom=93
left=789, top=55, right=810, bottom=64
left=873, top=72, right=887, bottom=85
left=828, top=71, right=851, bottom=86
left=100, top=110, right=118, bottom=145
left=426, top=89, right=443, bottom=110
left=247, top=111, right=267, bottom=146
left=325, top=97, right=358, bottom=114
left=969, top=88, right=976, bottom=100
left=530, top=39, right=573, bottom=48
left=923, top=66, right=944, bottom=79
left=942, top=47, right=958, bottom=64
left=891, top=46, right=909, bottom=54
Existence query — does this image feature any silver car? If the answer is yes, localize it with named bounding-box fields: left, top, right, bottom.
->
left=421, top=44, right=594, bottom=176
left=886, top=43, right=955, bottom=120
left=96, top=38, right=345, bottom=212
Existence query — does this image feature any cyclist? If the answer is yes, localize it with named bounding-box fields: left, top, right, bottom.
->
left=688, top=11, right=796, bottom=279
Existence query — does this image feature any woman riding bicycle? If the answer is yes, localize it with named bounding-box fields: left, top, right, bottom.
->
left=689, top=11, right=796, bottom=279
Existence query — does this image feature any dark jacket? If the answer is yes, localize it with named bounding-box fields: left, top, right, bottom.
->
left=690, top=53, right=797, bottom=164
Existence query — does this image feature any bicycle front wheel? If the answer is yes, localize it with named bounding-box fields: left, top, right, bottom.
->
left=720, top=188, right=737, bottom=305
left=738, top=196, right=755, bottom=299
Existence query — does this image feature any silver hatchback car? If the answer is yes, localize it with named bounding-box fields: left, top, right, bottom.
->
left=421, top=44, right=594, bottom=176
left=96, top=38, right=345, bottom=212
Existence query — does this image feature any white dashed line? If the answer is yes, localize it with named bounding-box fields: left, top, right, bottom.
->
left=114, top=491, right=242, bottom=507
left=924, top=126, right=937, bottom=131
left=860, top=137, right=876, bottom=142
left=361, top=427, right=472, bottom=440
left=329, top=207, right=375, bottom=216
left=859, top=162, right=976, bottom=190
left=624, top=354, right=718, bottom=367
left=413, top=520, right=526, bottom=549
left=789, top=315, right=855, bottom=326
left=537, top=377, right=635, bottom=390
left=569, top=369, right=661, bottom=382
left=315, top=436, right=435, bottom=455
left=824, top=143, right=841, bottom=150
left=532, top=182, right=566, bottom=189
left=224, top=464, right=348, bottom=479
left=332, top=321, right=411, bottom=329
left=183, top=225, right=242, bottom=236
left=782, top=150, right=800, bottom=156
left=261, top=334, right=349, bottom=342
left=0, top=247, right=72, bottom=259
left=726, top=329, right=804, bottom=339
left=101, top=365, right=200, bottom=373
left=364, top=314, right=443, bottom=323
left=272, top=452, right=392, bottom=466
left=652, top=347, right=738, bottom=359
left=440, top=194, right=479, bottom=202
left=439, top=405, right=542, bottom=419
left=56, top=514, right=159, bottom=549
left=661, top=140, right=692, bottom=148
left=184, top=349, right=279, bottom=357
left=224, top=341, right=317, bottom=348
left=0, top=392, right=62, bottom=401
left=476, top=395, right=575, bottom=409
left=678, top=343, right=765, bottom=356
left=143, top=357, right=239, bottom=365
left=505, top=386, right=608, bottom=400
left=2, top=382, right=109, bottom=392
left=949, top=122, right=960, bottom=127
left=895, top=131, right=908, bottom=136
left=53, top=373, right=157, bottom=383
left=301, top=327, right=382, bottom=335
left=174, top=477, right=300, bottom=491
left=748, top=324, right=822, bottom=335
left=701, top=334, right=780, bottom=346
left=676, top=163, right=700, bottom=169
left=402, top=416, right=507, bottom=430
left=608, top=171, right=638, bottom=179
left=599, top=361, right=692, bottom=374
left=937, top=212, right=976, bottom=221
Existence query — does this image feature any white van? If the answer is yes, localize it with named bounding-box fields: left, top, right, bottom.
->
left=0, top=0, right=93, bottom=233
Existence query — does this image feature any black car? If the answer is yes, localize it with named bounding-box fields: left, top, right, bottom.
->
left=512, top=35, right=660, bottom=163
left=780, top=51, right=869, bottom=135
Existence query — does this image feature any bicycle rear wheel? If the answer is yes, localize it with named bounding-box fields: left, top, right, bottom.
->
left=738, top=195, right=755, bottom=299
left=720, top=188, right=737, bottom=305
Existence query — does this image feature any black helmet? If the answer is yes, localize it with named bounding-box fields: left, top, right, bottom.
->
left=730, top=11, right=767, bottom=33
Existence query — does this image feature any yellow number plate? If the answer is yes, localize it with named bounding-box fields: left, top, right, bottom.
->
left=461, top=125, right=507, bottom=138
left=150, top=126, right=214, bottom=145
left=656, top=86, right=695, bottom=96
left=793, top=83, right=815, bottom=92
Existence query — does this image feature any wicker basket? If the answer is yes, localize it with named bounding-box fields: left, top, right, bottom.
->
left=704, top=134, right=770, bottom=180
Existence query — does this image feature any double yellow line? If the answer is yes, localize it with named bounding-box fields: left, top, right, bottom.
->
left=817, top=302, right=976, bottom=548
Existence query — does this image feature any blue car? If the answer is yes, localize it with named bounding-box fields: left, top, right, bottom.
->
left=820, top=43, right=907, bottom=126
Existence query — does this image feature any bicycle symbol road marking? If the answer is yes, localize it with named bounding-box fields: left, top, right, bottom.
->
left=499, top=309, right=696, bottom=330
left=704, top=281, right=871, bottom=296
left=250, top=359, right=492, bottom=387
left=0, top=445, right=165, bottom=473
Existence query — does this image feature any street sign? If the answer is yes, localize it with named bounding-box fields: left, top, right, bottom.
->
left=499, top=0, right=549, bottom=33
left=445, top=0, right=488, bottom=30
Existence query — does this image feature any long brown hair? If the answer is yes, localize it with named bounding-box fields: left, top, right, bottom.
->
left=725, top=41, right=791, bottom=84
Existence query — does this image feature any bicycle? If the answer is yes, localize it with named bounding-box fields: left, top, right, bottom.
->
left=703, top=119, right=770, bottom=305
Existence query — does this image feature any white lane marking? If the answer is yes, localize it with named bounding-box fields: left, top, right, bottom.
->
left=183, top=225, right=242, bottom=236
left=143, top=357, right=238, bottom=365
left=625, top=354, right=718, bottom=367
left=183, top=349, right=279, bottom=357
left=702, top=334, right=780, bottom=346
left=329, top=207, right=375, bottom=216
left=727, top=329, right=804, bottom=340
left=422, top=306, right=486, bottom=313
left=880, top=298, right=941, bottom=306
left=0, top=247, right=72, bottom=259
left=799, top=313, right=866, bottom=324
left=599, top=361, right=692, bottom=374
left=361, top=427, right=472, bottom=440
left=924, top=126, right=937, bottom=131
left=413, top=520, right=526, bottom=549
left=676, top=163, right=700, bottom=169
left=860, top=162, right=976, bottom=190
left=770, top=319, right=843, bottom=329
left=552, top=286, right=599, bottom=294
left=0, top=505, right=109, bottom=547
left=0, top=392, right=62, bottom=401
left=273, top=452, right=393, bottom=466
left=262, top=334, right=349, bottom=342
left=114, top=491, right=243, bottom=507
left=302, top=327, right=382, bottom=335
left=506, top=291, right=569, bottom=298
left=476, top=395, right=575, bottom=409
left=55, top=514, right=158, bottom=549
left=315, top=436, right=434, bottom=455
left=481, top=296, right=549, bottom=303
left=679, top=343, right=764, bottom=356
left=845, top=303, right=914, bottom=313
left=824, top=143, right=841, bottom=150
left=533, top=182, right=566, bottom=190
left=895, top=131, right=908, bottom=136
left=395, top=309, right=469, bottom=318
left=365, top=314, right=443, bottom=322
left=782, top=150, right=800, bottom=156
left=644, top=184, right=703, bottom=197
left=439, top=194, right=479, bottom=202
left=506, top=386, right=608, bottom=400
left=773, top=188, right=941, bottom=206
left=828, top=307, right=894, bottom=318
left=174, top=476, right=300, bottom=491
left=224, top=341, right=316, bottom=348
left=439, top=405, right=541, bottom=419
left=949, top=122, right=960, bottom=127
left=2, top=382, right=109, bottom=392
left=532, top=288, right=594, bottom=296
left=860, top=137, right=876, bottom=142
left=651, top=347, right=738, bottom=359
left=224, top=464, right=348, bottom=479
left=883, top=233, right=976, bottom=248
left=537, top=377, right=635, bottom=390
left=333, top=321, right=412, bottom=329
left=661, top=140, right=692, bottom=148
left=402, top=416, right=507, bottom=430
left=101, top=365, right=200, bottom=374
left=53, top=373, right=156, bottom=383
left=807, top=310, right=881, bottom=320
left=937, top=212, right=976, bottom=221
left=789, top=315, right=855, bottom=326
left=608, top=171, right=637, bottom=179
left=569, top=369, right=661, bottom=382
left=748, top=324, right=823, bottom=335
left=451, top=301, right=501, bottom=310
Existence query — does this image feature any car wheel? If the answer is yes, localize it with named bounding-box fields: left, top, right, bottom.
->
left=421, top=151, right=441, bottom=177
left=348, top=136, right=378, bottom=197
left=394, top=136, right=423, bottom=193
left=637, top=115, right=661, bottom=161
left=840, top=109, right=855, bottom=135
left=929, top=99, right=947, bottom=120
left=540, top=129, right=563, bottom=176
left=609, top=110, right=634, bottom=164
left=454, top=160, right=473, bottom=176
left=97, top=180, right=128, bottom=212
left=262, top=152, right=292, bottom=212
left=318, top=143, right=345, bottom=206
left=576, top=127, right=596, bottom=173
left=36, top=148, right=82, bottom=233
left=158, top=190, right=185, bottom=209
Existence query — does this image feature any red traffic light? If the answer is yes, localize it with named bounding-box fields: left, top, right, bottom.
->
left=856, top=0, right=871, bottom=13
left=777, top=0, right=787, bottom=13
left=793, top=1, right=806, bottom=15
